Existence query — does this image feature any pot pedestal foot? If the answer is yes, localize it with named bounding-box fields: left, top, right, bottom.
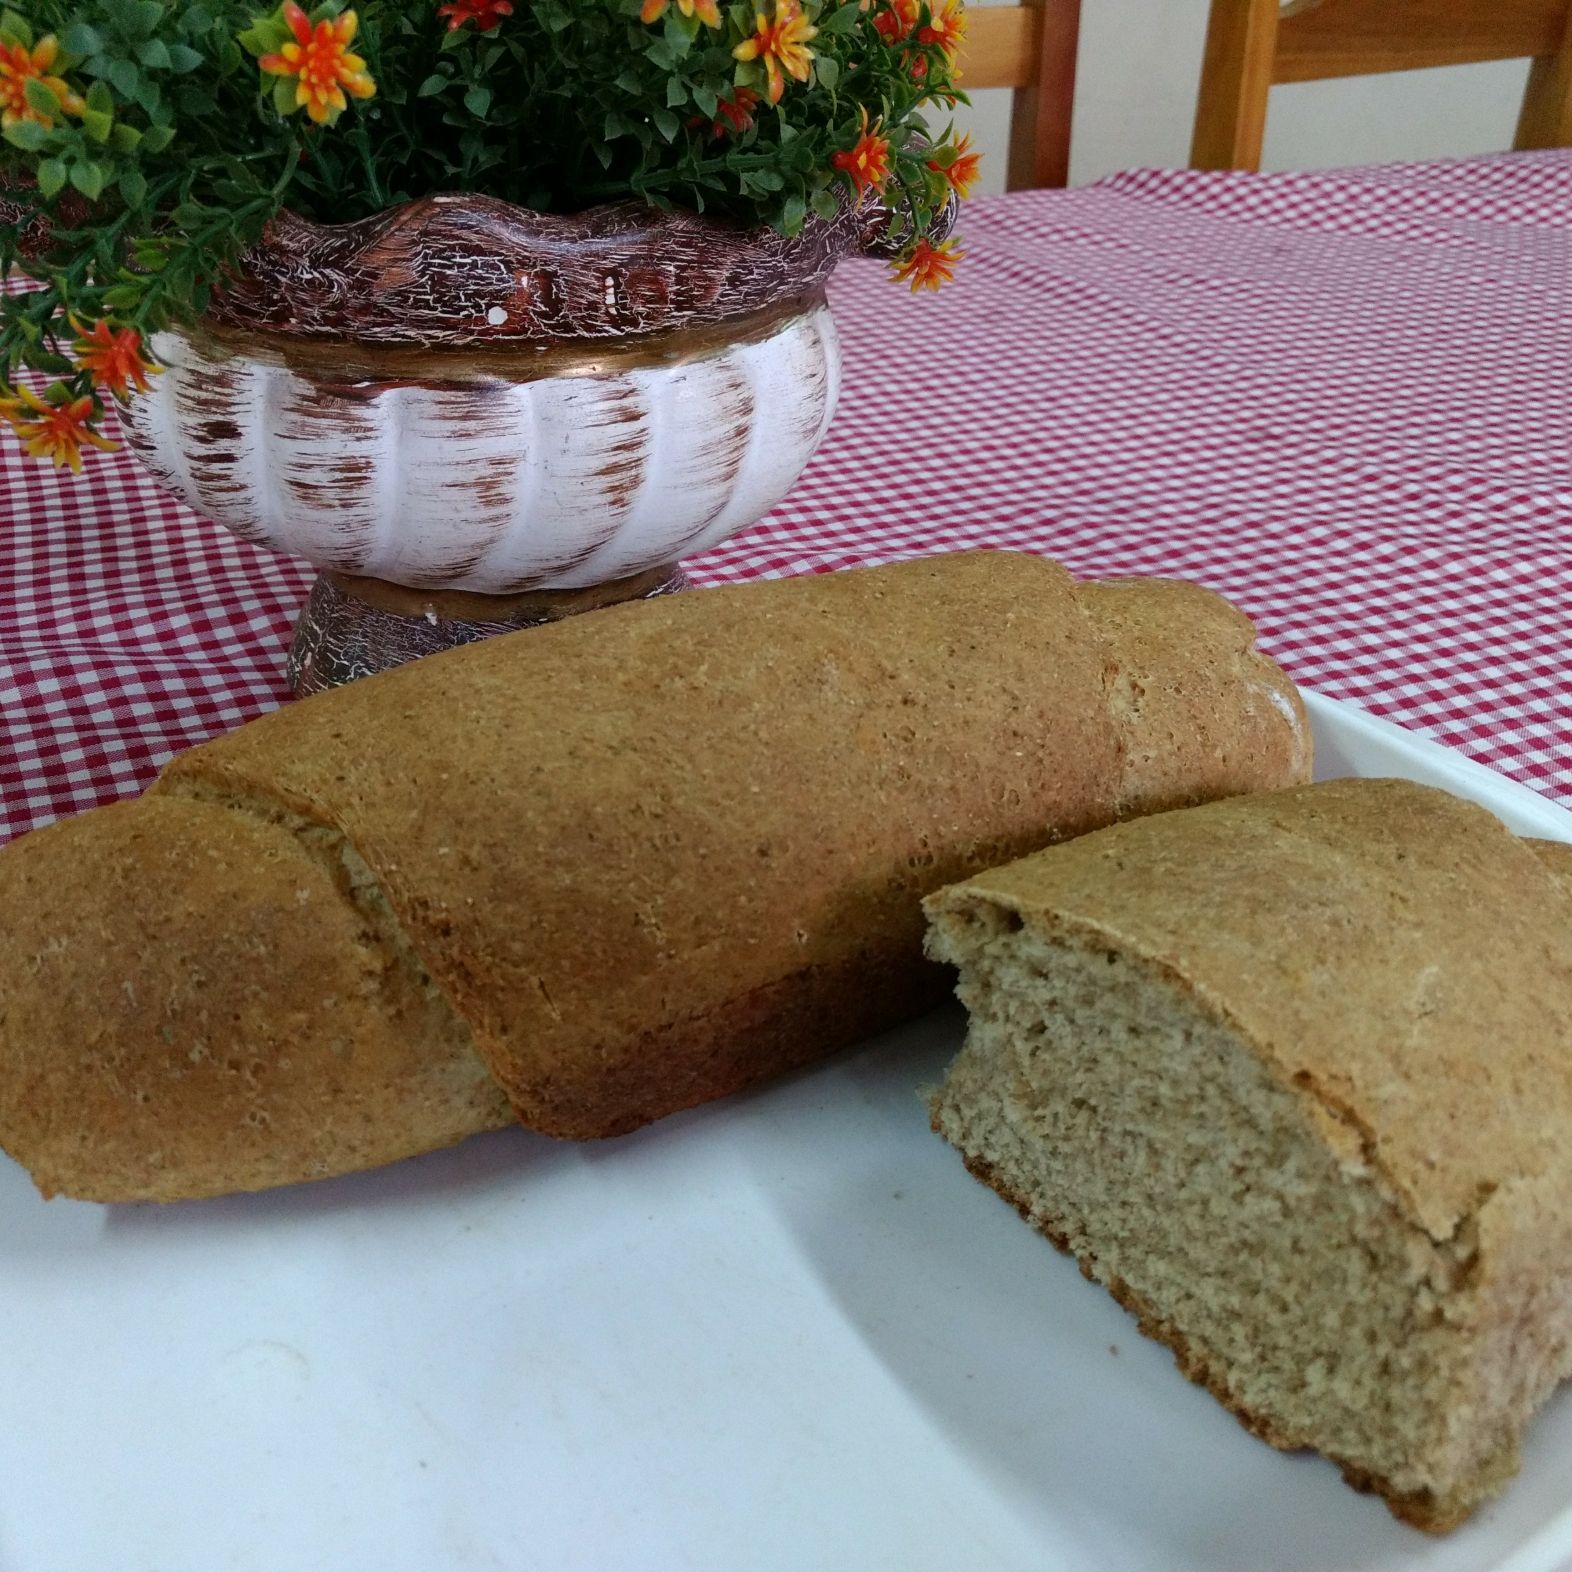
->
left=286, top=565, right=691, bottom=698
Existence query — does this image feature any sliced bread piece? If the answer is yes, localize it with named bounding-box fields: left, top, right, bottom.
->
left=926, top=778, right=1572, bottom=1532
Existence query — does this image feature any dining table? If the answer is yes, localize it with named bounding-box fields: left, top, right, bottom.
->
left=4, top=147, right=1572, bottom=844
left=5, top=145, right=1572, bottom=1572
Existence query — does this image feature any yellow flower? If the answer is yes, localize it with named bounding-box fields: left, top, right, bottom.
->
left=733, top=0, right=818, bottom=105
left=890, top=235, right=962, bottom=292
left=0, top=386, right=119, bottom=472
left=642, top=0, right=722, bottom=26
left=0, top=35, right=84, bottom=129
left=258, top=3, right=376, bottom=126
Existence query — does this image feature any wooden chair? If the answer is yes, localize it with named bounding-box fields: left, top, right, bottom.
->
left=958, top=1, right=1084, bottom=188
left=1191, top=0, right=1572, bottom=171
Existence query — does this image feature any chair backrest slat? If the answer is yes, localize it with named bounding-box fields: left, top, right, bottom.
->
left=956, top=1, right=1083, bottom=189
left=1191, top=0, right=1572, bottom=169
left=1275, top=0, right=1567, bottom=83
left=962, top=6, right=1042, bottom=91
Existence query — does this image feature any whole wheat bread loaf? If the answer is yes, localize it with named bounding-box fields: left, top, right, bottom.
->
left=926, top=778, right=1572, bottom=1532
left=0, top=551, right=1308, bottom=1202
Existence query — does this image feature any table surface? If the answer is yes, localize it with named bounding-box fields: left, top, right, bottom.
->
left=4, top=150, right=1571, bottom=843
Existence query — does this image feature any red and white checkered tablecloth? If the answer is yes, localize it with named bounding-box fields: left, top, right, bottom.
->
left=4, top=150, right=1572, bottom=844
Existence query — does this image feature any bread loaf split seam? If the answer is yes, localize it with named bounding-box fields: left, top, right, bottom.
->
left=0, top=551, right=1310, bottom=1201
left=926, top=778, right=1572, bottom=1532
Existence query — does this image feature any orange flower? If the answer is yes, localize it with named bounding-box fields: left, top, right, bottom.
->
left=437, top=0, right=513, bottom=30
left=641, top=0, right=722, bottom=25
left=928, top=132, right=981, bottom=199
left=891, top=235, right=962, bottom=292
left=73, top=319, right=157, bottom=401
left=0, top=35, right=84, bottom=129
left=0, top=386, right=118, bottom=472
left=872, top=0, right=919, bottom=42
left=258, top=3, right=376, bottom=126
left=917, top=0, right=966, bottom=60
left=693, top=86, right=761, bottom=138
left=733, top=0, right=818, bottom=105
left=831, top=108, right=892, bottom=196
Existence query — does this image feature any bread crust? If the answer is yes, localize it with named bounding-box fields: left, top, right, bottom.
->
left=931, top=778, right=1572, bottom=1242
left=0, top=552, right=1310, bottom=1197
left=927, top=779, right=1572, bottom=1531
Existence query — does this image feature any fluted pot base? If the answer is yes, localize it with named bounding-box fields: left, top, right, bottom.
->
left=286, top=566, right=690, bottom=697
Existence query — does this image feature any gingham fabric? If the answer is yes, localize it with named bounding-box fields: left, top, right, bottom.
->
left=5, top=150, right=1572, bottom=844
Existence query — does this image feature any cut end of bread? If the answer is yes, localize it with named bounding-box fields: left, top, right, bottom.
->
left=926, top=857, right=1569, bottom=1532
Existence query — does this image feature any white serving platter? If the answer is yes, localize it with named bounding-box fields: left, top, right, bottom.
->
left=2, top=692, right=1570, bottom=1572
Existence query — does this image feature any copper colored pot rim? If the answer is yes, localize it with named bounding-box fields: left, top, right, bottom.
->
left=207, top=189, right=929, bottom=349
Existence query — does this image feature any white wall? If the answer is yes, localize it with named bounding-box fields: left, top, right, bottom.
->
left=955, top=0, right=1535, bottom=194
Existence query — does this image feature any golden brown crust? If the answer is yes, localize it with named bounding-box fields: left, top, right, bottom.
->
left=0, top=798, right=511, bottom=1202
left=1080, top=577, right=1311, bottom=812
left=1527, top=836, right=1572, bottom=887
left=947, top=1140, right=1479, bottom=1533
left=931, top=778, right=1572, bottom=1242
left=158, top=551, right=1307, bottom=1142
left=0, top=551, right=1310, bottom=1197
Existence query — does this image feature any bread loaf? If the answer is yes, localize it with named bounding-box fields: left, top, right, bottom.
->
left=926, top=778, right=1572, bottom=1531
left=0, top=551, right=1309, bottom=1202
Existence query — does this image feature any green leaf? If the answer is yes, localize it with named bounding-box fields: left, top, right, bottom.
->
left=0, top=9, right=33, bottom=48
left=809, top=187, right=841, bottom=221
left=69, top=161, right=107, bottom=201
left=81, top=107, right=114, bottom=143
left=665, top=76, right=687, bottom=109
left=819, top=2, right=862, bottom=32
left=23, top=77, right=61, bottom=117
left=167, top=43, right=205, bottom=72
left=126, top=0, right=164, bottom=39
left=271, top=75, right=298, bottom=114
left=417, top=72, right=449, bottom=97
left=86, top=79, right=114, bottom=114
left=35, top=158, right=68, bottom=198
left=464, top=85, right=492, bottom=118
left=102, top=283, right=145, bottom=309
left=138, top=38, right=172, bottom=70
left=781, top=192, right=806, bottom=234
left=119, top=167, right=148, bottom=207
left=815, top=55, right=839, bottom=90
left=61, top=22, right=104, bottom=55
left=1, top=118, right=49, bottom=151
left=652, top=106, right=679, bottom=141
left=110, top=122, right=143, bottom=152
left=106, top=59, right=140, bottom=98
left=140, top=123, right=175, bottom=153
left=27, top=351, right=77, bottom=376
left=238, top=17, right=289, bottom=56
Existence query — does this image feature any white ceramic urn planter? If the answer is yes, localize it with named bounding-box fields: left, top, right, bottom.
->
left=118, top=192, right=924, bottom=695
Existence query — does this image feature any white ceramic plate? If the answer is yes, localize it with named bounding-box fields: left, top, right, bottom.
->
left=2, top=693, right=1570, bottom=1572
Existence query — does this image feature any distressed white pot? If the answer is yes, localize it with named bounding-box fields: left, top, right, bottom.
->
left=126, top=303, right=839, bottom=596
left=115, top=192, right=931, bottom=693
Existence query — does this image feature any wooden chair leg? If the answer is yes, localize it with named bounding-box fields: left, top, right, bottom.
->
left=1190, top=0, right=1281, bottom=171
left=1006, top=0, right=1084, bottom=189
left=1516, top=14, right=1572, bottom=148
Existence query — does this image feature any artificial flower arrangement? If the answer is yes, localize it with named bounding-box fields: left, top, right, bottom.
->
left=0, top=0, right=977, bottom=470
